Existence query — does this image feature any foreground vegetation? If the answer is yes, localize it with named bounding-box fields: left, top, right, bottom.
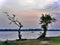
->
left=0, top=37, right=60, bottom=45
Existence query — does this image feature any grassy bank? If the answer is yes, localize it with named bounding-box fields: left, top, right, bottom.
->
left=0, top=37, right=60, bottom=45
left=49, top=37, right=60, bottom=42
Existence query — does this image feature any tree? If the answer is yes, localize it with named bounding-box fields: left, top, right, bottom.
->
left=38, top=14, right=56, bottom=39
left=4, top=12, right=23, bottom=40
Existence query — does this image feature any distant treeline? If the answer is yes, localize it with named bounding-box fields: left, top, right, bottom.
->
left=0, top=29, right=60, bottom=31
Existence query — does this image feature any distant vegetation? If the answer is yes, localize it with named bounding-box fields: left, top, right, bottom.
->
left=0, top=29, right=60, bottom=31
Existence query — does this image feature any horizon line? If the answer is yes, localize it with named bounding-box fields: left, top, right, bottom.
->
left=0, top=29, right=60, bottom=31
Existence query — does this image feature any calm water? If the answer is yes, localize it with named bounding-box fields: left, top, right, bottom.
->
left=0, top=31, right=60, bottom=41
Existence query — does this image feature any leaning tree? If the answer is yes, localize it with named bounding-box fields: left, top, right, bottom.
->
left=38, top=14, right=56, bottom=39
left=4, top=12, right=23, bottom=40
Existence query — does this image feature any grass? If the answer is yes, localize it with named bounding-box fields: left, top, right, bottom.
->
left=49, top=37, right=60, bottom=42
left=0, top=37, right=60, bottom=45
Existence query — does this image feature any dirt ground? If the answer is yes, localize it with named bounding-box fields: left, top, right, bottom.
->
left=39, top=41, right=60, bottom=45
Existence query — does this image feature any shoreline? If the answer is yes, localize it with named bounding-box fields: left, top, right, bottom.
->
left=0, top=36, right=60, bottom=41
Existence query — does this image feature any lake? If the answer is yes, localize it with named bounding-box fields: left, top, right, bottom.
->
left=0, top=31, right=60, bottom=41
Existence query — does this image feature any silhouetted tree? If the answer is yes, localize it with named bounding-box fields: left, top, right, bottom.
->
left=4, top=12, right=23, bottom=40
left=38, top=14, right=56, bottom=39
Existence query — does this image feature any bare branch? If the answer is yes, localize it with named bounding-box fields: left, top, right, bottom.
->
left=4, top=12, right=23, bottom=28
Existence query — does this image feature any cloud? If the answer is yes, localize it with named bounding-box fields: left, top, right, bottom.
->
left=0, top=0, right=59, bottom=29
left=41, top=0, right=60, bottom=13
left=19, top=0, right=58, bottom=9
left=2, top=0, right=58, bottom=11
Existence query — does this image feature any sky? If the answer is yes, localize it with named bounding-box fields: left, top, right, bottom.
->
left=0, top=0, right=60, bottom=29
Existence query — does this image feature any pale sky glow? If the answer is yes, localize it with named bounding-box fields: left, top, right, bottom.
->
left=0, top=0, right=6, bottom=7
left=19, top=0, right=58, bottom=10
left=0, top=0, right=60, bottom=29
left=0, top=0, right=5, bottom=3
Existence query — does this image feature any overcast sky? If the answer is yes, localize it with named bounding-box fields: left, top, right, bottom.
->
left=0, top=0, right=60, bottom=29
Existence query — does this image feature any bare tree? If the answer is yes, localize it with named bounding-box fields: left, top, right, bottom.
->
left=4, top=12, right=23, bottom=40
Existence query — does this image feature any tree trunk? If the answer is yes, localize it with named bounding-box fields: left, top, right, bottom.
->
left=41, top=29, right=47, bottom=38
left=37, top=27, right=47, bottom=39
left=18, top=28, right=21, bottom=40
